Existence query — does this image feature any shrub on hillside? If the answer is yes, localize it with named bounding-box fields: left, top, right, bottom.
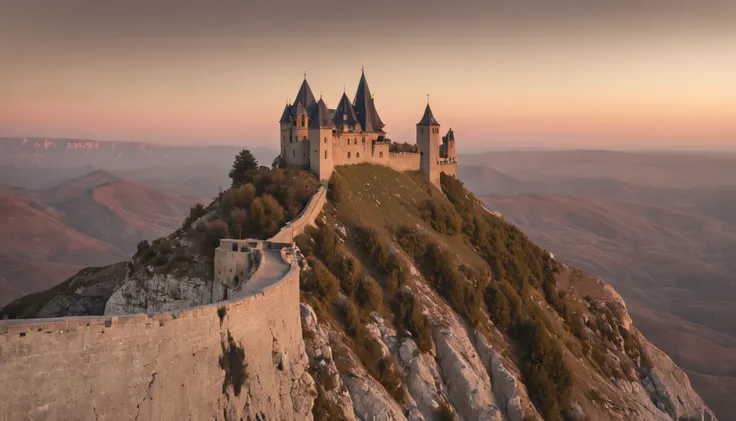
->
left=304, top=257, right=339, bottom=302
left=224, top=183, right=256, bottom=210
left=249, top=194, right=286, bottom=238
left=393, top=290, right=433, bottom=353
left=195, top=219, right=230, bottom=257
left=418, top=200, right=462, bottom=235
left=336, top=299, right=362, bottom=337
left=329, top=173, right=346, bottom=203
left=395, top=225, right=428, bottom=258
left=330, top=255, right=361, bottom=296
left=182, top=203, right=207, bottom=230
left=355, top=275, right=384, bottom=313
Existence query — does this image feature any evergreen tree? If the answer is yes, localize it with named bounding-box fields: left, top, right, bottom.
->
left=228, top=149, right=259, bottom=187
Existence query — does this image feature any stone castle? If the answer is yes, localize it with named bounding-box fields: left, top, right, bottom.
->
left=279, top=70, right=458, bottom=186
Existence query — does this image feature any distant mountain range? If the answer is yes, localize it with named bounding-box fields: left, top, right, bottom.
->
left=0, top=170, right=198, bottom=306
left=458, top=150, right=736, bottom=418
left=0, top=137, right=278, bottom=171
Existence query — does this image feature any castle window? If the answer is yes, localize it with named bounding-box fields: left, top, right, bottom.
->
left=301, top=115, right=305, bottom=127
left=348, top=152, right=351, bottom=159
left=362, top=137, right=365, bottom=144
left=379, top=152, right=383, bottom=158
left=356, top=152, right=360, bottom=158
left=348, top=139, right=351, bottom=145
left=324, top=151, right=327, bottom=159
left=324, top=137, right=327, bottom=143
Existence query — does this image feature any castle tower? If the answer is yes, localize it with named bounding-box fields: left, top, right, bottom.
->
left=416, top=102, right=441, bottom=187
left=280, top=77, right=316, bottom=167
left=309, top=98, right=336, bottom=181
left=441, top=128, right=457, bottom=160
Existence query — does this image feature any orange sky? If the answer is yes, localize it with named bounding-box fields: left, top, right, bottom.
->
left=1, top=1, right=735, bottom=151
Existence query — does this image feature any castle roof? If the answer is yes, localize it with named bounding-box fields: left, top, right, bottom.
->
left=309, top=98, right=335, bottom=129
left=417, top=103, right=440, bottom=126
left=279, top=103, right=291, bottom=123
left=443, top=128, right=454, bottom=141
left=353, top=70, right=385, bottom=133
left=290, top=79, right=316, bottom=116
left=333, top=92, right=361, bottom=130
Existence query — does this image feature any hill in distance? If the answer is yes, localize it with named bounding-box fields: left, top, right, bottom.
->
left=0, top=169, right=198, bottom=306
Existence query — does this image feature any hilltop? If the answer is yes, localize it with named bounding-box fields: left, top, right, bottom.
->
left=2, top=162, right=717, bottom=421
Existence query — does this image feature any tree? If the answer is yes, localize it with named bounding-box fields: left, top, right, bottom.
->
left=230, top=208, right=248, bottom=239
left=249, top=194, right=285, bottom=238
left=228, top=149, right=259, bottom=187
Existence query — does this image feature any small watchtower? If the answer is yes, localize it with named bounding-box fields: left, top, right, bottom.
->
left=416, top=102, right=442, bottom=187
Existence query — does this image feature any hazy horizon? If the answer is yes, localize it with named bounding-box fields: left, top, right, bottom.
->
left=2, top=0, right=735, bottom=150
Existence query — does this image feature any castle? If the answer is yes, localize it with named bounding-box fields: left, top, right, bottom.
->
left=279, top=70, right=458, bottom=186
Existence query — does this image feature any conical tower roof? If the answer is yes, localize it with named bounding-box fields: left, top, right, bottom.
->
left=353, top=70, right=385, bottom=133
left=444, top=127, right=454, bottom=141
left=309, top=98, right=335, bottom=129
left=333, top=92, right=361, bottom=130
left=290, top=79, right=316, bottom=115
left=279, top=103, right=291, bottom=123
left=417, top=103, right=440, bottom=126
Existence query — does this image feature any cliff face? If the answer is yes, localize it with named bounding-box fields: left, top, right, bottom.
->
left=1, top=164, right=717, bottom=421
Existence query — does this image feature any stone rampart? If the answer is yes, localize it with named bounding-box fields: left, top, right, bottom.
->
left=0, top=246, right=307, bottom=421
left=269, top=182, right=327, bottom=243
left=389, top=152, right=421, bottom=172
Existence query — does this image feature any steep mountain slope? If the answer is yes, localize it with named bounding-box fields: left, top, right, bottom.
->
left=3, top=164, right=716, bottom=421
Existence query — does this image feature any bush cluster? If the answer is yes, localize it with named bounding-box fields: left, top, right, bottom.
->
left=418, top=200, right=462, bottom=235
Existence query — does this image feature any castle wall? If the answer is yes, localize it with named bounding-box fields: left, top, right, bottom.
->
left=331, top=133, right=390, bottom=167
left=268, top=183, right=327, bottom=243
left=439, top=161, right=458, bottom=178
left=214, top=247, right=259, bottom=289
left=0, top=255, right=305, bottom=421
left=388, top=152, right=421, bottom=172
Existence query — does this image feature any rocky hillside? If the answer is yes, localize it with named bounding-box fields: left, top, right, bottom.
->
left=2, top=164, right=717, bottom=421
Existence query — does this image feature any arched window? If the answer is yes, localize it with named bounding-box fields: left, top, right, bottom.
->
left=348, top=152, right=351, bottom=159
left=324, top=137, right=327, bottom=144
left=347, top=138, right=351, bottom=145
left=324, top=151, right=327, bottom=159
left=356, top=152, right=360, bottom=158
left=379, top=152, right=383, bottom=158
left=301, top=115, right=306, bottom=127
left=362, top=137, right=365, bottom=144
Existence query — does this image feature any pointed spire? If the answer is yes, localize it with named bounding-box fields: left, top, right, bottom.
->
left=333, top=92, right=361, bottom=130
left=279, top=103, right=291, bottom=123
left=353, top=69, right=385, bottom=133
left=291, top=78, right=316, bottom=115
left=309, top=98, right=335, bottom=129
left=444, top=127, right=454, bottom=141
left=417, top=103, right=440, bottom=126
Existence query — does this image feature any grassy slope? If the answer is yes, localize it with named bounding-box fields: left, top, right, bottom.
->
left=301, top=164, right=671, bottom=421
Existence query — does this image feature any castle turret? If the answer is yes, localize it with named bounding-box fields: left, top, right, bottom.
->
left=309, top=98, right=335, bottom=181
left=281, top=77, right=316, bottom=167
left=417, top=102, right=441, bottom=187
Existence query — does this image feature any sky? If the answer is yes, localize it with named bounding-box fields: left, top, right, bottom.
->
left=1, top=0, right=735, bottom=151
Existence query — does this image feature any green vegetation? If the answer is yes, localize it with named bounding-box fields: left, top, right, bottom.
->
left=439, top=173, right=573, bottom=421
left=228, top=149, right=259, bottom=187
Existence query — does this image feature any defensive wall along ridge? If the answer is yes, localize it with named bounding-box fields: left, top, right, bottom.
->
left=0, top=184, right=329, bottom=421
